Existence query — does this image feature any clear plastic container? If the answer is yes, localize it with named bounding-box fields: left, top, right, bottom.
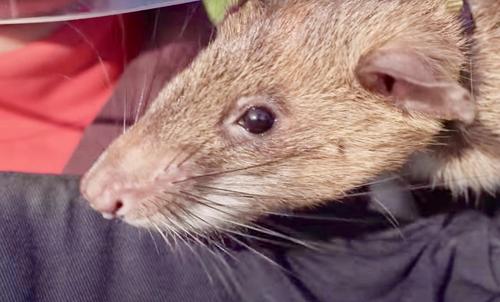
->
left=0, top=0, right=197, bottom=24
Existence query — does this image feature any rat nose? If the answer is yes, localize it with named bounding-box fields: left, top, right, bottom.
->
left=84, top=187, right=132, bottom=219
left=92, top=196, right=125, bottom=219
left=80, top=173, right=139, bottom=220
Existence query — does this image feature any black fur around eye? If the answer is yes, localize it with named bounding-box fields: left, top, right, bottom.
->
left=239, top=106, right=276, bottom=134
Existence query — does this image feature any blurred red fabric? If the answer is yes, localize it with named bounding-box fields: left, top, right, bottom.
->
left=0, top=14, right=145, bottom=173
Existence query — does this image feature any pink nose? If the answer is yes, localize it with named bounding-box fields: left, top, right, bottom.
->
left=82, top=186, right=127, bottom=219
left=80, top=173, right=134, bottom=219
left=92, top=197, right=125, bottom=219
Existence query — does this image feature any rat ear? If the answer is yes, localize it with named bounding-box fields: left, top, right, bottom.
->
left=355, top=48, right=475, bottom=125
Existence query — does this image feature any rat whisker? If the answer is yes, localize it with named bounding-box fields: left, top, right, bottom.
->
left=157, top=195, right=234, bottom=257
left=161, top=195, right=325, bottom=254
left=394, top=173, right=500, bottom=193
left=149, top=198, right=186, bottom=253
left=178, top=191, right=321, bottom=250
left=117, top=15, right=128, bottom=78
left=177, top=138, right=211, bottom=168
left=161, top=218, right=215, bottom=284
left=123, top=88, right=128, bottom=134
left=164, top=219, right=183, bottom=252
left=151, top=216, right=187, bottom=266
left=213, top=240, right=283, bottom=302
left=165, top=190, right=229, bottom=208
left=243, top=220, right=322, bottom=250
left=134, top=75, right=149, bottom=124
left=211, top=232, right=240, bottom=262
left=157, top=204, right=240, bottom=296
left=155, top=200, right=196, bottom=239
left=178, top=4, right=197, bottom=38
left=173, top=144, right=327, bottom=184
left=194, top=184, right=277, bottom=199
left=226, top=233, right=289, bottom=273
left=193, top=189, right=389, bottom=225
left=370, top=197, right=405, bottom=240
left=178, top=210, right=246, bottom=299
left=188, top=210, right=314, bottom=295
left=135, top=74, right=152, bottom=121
left=145, top=220, right=162, bottom=255
left=64, top=20, right=127, bottom=138
left=163, top=148, right=185, bottom=173
left=183, top=205, right=302, bottom=249
left=65, top=22, right=112, bottom=89
left=151, top=221, right=174, bottom=253
left=133, top=11, right=163, bottom=125
left=211, top=220, right=300, bottom=249
left=173, top=158, right=288, bottom=184
left=151, top=9, right=161, bottom=44
left=197, top=172, right=401, bottom=198
left=262, top=211, right=384, bottom=224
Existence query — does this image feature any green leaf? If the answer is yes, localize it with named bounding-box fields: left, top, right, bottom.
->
left=203, top=0, right=238, bottom=24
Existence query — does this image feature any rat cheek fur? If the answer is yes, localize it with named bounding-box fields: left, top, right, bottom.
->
left=142, top=175, right=261, bottom=233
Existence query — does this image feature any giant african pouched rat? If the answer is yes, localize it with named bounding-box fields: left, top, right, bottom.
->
left=80, top=0, right=500, bottom=234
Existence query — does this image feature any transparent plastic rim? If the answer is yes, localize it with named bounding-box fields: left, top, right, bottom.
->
left=0, top=0, right=198, bottom=24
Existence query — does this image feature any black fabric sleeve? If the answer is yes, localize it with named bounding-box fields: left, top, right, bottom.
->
left=0, top=173, right=498, bottom=302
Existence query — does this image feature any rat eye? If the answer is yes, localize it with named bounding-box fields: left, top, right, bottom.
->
left=238, top=106, right=276, bottom=134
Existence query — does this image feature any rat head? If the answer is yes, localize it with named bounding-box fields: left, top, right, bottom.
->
left=81, top=0, right=474, bottom=234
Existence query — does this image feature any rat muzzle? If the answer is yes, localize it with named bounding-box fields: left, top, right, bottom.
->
left=80, top=136, right=199, bottom=222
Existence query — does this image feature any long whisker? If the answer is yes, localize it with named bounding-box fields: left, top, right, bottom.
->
left=150, top=206, right=185, bottom=256
left=194, top=184, right=277, bottom=199
left=117, top=15, right=128, bottom=75
left=175, top=209, right=246, bottom=298
left=202, top=171, right=500, bottom=202
left=146, top=220, right=162, bottom=255
left=178, top=4, right=197, bottom=38
left=151, top=221, right=174, bottom=252
left=123, top=87, right=128, bottom=134
left=156, top=199, right=243, bottom=297
left=178, top=191, right=320, bottom=250
left=165, top=190, right=228, bottom=208
left=65, top=22, right=112, bottom=89
left=159, top=191, right=309, bottom=249
left=173, top=158, right=287, bottom=184
left=167, top=191, right=299, bottom=247
left=263, top=211, right=384, bottom=224
left=173, top=144, right=327, bottom=184
left=194, top=173, right=400, bottom=203
left=64, top=20, right=121, bottom=135
left=211, top=219, right=301, bottom=249
left=177, top=138, right=211, bottom=168
left=185, top=209, right=302, bottom=281
left=370, top=197, right=405, bottom=240
left=159, top=218, right=215, bottom=284
left=162, top=143, right=198, bottom=174
left=226, top=233, right=288, bottom=272
left=134, top=75, right=149, bottom=124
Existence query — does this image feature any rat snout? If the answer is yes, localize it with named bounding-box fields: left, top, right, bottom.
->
left=80, top=145, right=197, bottom=222
left=80, top=166, right=144, bottom=220
left=80, top=172, right=151, bottom=220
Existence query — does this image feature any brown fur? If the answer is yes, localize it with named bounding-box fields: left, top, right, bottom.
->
left=81, top=0, right=498, bottom=233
